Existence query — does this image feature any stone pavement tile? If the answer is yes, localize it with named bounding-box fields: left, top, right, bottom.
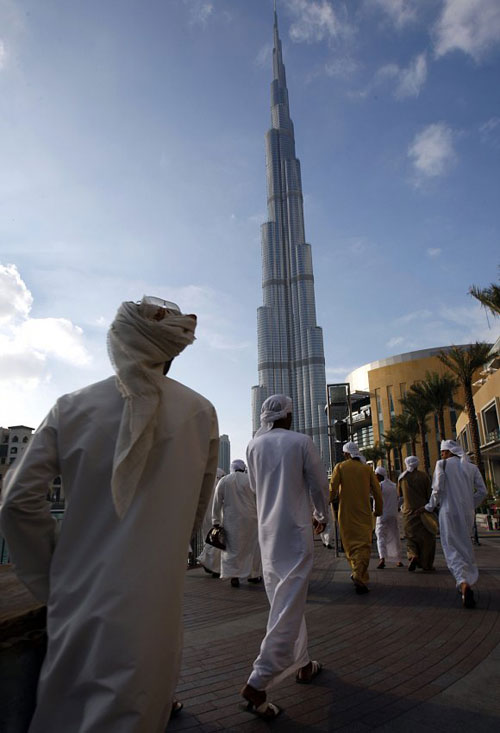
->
left=172, top=539, right=500, bottom=731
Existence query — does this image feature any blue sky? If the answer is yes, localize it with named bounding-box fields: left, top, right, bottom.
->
left=1, top=0, right=499, bottom=462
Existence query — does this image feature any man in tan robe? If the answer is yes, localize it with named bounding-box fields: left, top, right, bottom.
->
left=398, top=455, right=435, bottom=572
left=330, top=442, right=382, bottom=593
left=1, top=296, right=219, bottom=733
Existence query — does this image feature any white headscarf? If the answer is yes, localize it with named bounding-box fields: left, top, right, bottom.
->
left=441, top=439, right=469, bottom=463
left=375, top=466, right=387, bottom=478
left=108, top=299, right=197, bottom=518
left=230, top=459, right=246, bottom=472
left=342, top=441, right=360, bottom=458
left=255, top=394, right=292, bottom=437
left=398, top=455, right=419, bottom=482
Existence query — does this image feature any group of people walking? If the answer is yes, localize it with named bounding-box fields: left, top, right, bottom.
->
left=0, top=294, right=488, bottom=730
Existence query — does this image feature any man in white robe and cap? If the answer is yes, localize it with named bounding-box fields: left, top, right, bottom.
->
left=212, top=459, right=260, bottom=587
left=374, top=467, right=403, bottom=569
left=418, top=439, right=486, bottom=608
left=0, top=295, right=219, bottom=732
left=241, top=394, right=328, bottom=719
left=197, top=467, right=225, bottom=577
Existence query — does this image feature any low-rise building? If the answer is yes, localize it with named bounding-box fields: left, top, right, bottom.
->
left=456, top=337, right=500, bottom=496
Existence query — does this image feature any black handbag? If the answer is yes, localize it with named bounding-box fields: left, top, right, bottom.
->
left=205, top=525, right=226, bottom=550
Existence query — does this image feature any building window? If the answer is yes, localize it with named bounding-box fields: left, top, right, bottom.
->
left=483, top=403, right=499, bottom=443
left=12, top=435, right=19, bottom=443
left=10, top=447, right=17, bottom=454
left=22, top=436, right=29, bottom=443
left=375, top=389, right=384, bottom=438
left=387, top=386, right=395, bottom=425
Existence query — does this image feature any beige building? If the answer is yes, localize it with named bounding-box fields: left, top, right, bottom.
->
left=456, top=338, right=500, bottom=496
left=347, top=346, right=471, bottom=474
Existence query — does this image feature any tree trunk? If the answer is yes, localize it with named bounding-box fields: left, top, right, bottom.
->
left=419, top=421, right=430, bottom=474
left=437, top=409, right=446, bottom=442
left=411, top=437, right=417, bottom=455
left=385, top=447, right=392, bottom=477
left=397, top=445, right=403, bottom=472
left=464, top=380, right=485, bottom=478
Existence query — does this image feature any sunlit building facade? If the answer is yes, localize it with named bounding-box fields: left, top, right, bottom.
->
left=251, top=6, right=328, bottom=463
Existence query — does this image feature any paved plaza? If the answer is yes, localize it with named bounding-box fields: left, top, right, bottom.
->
left=172, top=536, right=500, bottom=732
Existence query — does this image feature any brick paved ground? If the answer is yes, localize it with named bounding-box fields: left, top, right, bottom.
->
left=171, top=535, right=500, bottom=732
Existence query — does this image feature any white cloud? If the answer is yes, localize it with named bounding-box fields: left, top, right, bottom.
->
left=378, top=52, right=427, bottom=99
left=387, top=336, right=405, bottom=348
left=370, top=0, right=418, bottom=29
left=325, top=56, right=359, bottom=79
left=184, top=0, right=213, bottom=28
left=427, top=247, right=442, bottom=258
left=255, top=43, right=272, bottom=69
left=287, top=0, right=352, bottom=44
left=390, top=303, right=500, bottom=351
left=0, top=264, right=91, bottom=392
left=479, top=117, right=500, bottom=149
left=0, top=263, right=33, bottom=323
left=408, top=122, right=456, bottom=179
left=434, top=0, right=500, bottom=62
left=0, top=39, right=6, bottom=70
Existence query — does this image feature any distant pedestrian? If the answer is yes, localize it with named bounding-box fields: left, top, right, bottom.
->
left=374, top=467, right=403, bottom=568
left=330, top=442, right=383, bottom=593
left=212, top=459, right=259, bottom=587
left=197, top=467, right=225, bottom=577
left=398, top=456, right=436, bottom=572
left=419, top=440, right=487, bottom=608
left=0, top=295, right=219, bottom=731
left=241, top=394, right=328, bottom=719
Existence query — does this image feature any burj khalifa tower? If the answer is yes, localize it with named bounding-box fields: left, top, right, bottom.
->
left=251, top=3, right=328, bottom=464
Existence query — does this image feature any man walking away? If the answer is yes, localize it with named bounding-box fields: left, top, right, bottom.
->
left=398, top=456, right=436, bottom=572
left=241, top=395, right=328, bottom=719
left=375, top=467, right=403, bottom=568
left=330, top=442, right=383, bottom=594
left=1, top=296, right=219, bottom=733
left=197, top=467, right=225, bottom=577
left=212, top=459, right=259, bottom=587
left=420, top=440, right=486, bottom=608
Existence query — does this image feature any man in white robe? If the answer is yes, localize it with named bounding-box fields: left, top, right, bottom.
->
left=197, top=467, right=225, bottom=577
left=241, top=395, right=328, bottom=719
left=374, top=467, right=403, bottom=569
left=0, top=296, right=219, bottom=733
left=420, top=439, right=486, bottom=608
left=212, top=459, right=259, bottom=587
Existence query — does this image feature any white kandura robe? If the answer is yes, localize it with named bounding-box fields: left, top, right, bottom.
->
left=246, top=429, right=328, bottom=690
left=212, top=472, right=259, bottom=579
left=197, top=474, right=223, bottom=575
left=375, top=479, right=402, bottom=563
left=0, top=375, right=219, bottom=733
left=426, top=456, right=486, bottom=587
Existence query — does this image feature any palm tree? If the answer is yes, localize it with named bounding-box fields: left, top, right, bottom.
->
left=382, top=427, right=406, bottom=474
left=438, top=343, right=496, bottom=477
left=381, top=438, right=394, bottom=477
left=469, top=273, right=500, bottom=317
left=392, top=412, right=419, bottom=456
left=409, top=371, right=460, bottom=441
left=361, top=442, right=385, bottom=468
left=400, top=391, right=432, bottom=473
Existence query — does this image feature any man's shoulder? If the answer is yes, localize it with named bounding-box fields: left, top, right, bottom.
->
left=163, top=377, right=215, bottom=413
left=57, top=376, right=118, bottom=406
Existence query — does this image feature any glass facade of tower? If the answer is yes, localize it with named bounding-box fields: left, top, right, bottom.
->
left=251, top=8, right=328, bottom=464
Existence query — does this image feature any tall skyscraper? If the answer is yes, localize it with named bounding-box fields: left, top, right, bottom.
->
left=218, top=434, right=231, bottom=474
left=251, top=3, right=328, bottom=464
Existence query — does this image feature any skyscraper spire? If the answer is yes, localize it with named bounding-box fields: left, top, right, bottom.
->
left=251, top=3, right=328, bottom=464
